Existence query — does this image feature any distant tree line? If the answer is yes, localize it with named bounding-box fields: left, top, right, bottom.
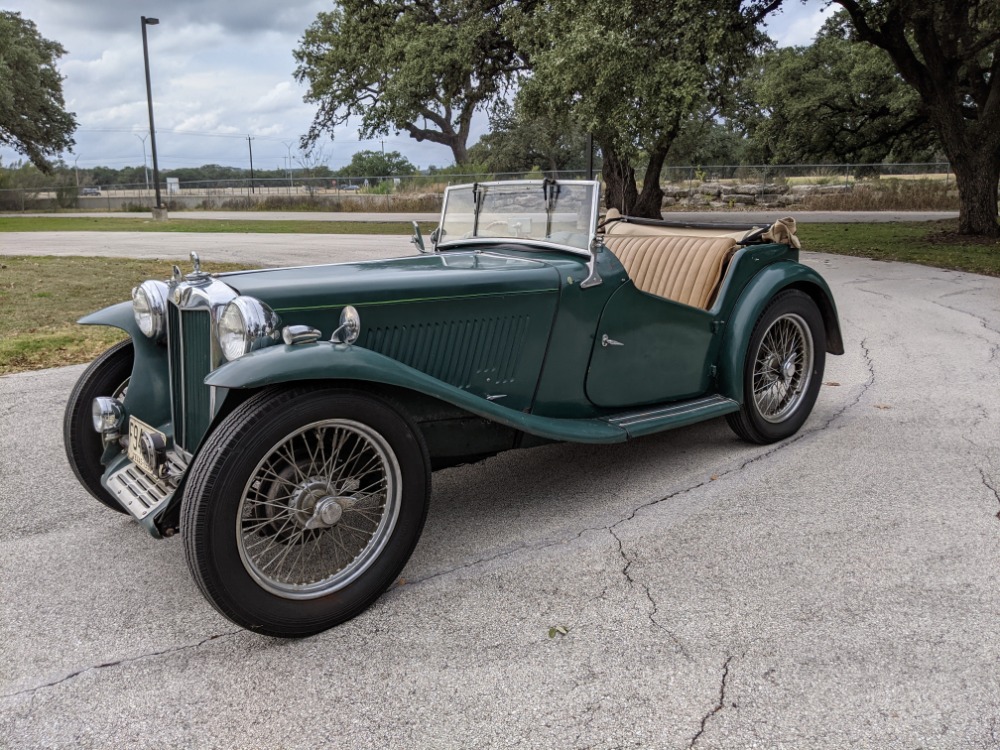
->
left=3, top=1, right=997, bottom=233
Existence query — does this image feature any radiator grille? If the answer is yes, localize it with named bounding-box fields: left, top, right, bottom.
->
left=167, top=303, right=213, bottom=450
left=363, top=316, right=530, bottom=388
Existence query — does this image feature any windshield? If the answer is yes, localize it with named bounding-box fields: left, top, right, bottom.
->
left=438, top=180, right=600, bottom=253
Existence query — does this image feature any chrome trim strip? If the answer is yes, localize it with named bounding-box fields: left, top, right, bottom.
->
left=604, top=396, right=735, bottom=427
left=437, top=237, right=593, bottom=257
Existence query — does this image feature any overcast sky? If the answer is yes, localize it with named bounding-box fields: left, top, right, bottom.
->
left=0, top=0, right=831, bottom=174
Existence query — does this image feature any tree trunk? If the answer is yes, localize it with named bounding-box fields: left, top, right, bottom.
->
left=952, top=156, right=1000, bottom=237
left=450, top=138, right=469, bottom=167
left=600, top=144, right=638, bottom=215
left=632, top=146, right=669, bottom=219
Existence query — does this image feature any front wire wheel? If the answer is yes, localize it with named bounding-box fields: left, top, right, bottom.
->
left=726, top=290, right=826, bottom=444
left=239, top=419, right=402, bottom=599
left=182, top=387, right=430, bottom=637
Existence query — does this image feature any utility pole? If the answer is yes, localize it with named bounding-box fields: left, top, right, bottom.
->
left=282, top=140, right=295, bottom=194
left=247, top=135, right=256, bottom=195
left=134, top=133, right=150, bottom=193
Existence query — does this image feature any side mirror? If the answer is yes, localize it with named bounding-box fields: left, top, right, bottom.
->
left=429, top=227, right=440, bottom=246
left=410, top=221, right=429, bottom=254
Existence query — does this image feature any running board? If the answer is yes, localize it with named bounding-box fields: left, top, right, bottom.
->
left=601, top=395, right=739, bottom=438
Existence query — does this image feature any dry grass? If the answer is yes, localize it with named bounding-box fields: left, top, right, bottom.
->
left=801, top=179, right=959, bottom=211
left=0, top=256, right=252, bottom=374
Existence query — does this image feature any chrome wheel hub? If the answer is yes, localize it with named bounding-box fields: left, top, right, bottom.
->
left=752, top=313, right=814, bottom=424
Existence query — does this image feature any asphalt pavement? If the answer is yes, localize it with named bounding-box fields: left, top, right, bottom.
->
left=1, top=233, right=999, bottom=748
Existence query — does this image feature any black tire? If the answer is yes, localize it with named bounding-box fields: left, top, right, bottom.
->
left=181, top=386, right=431, bottom=637
left=726, top=290, right=826, bottom=444
left=63, top=339, right=134, bottom=513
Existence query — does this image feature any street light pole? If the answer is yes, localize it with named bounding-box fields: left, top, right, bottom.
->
left=141, top=16, right=163, bottom=212
left=134, top=133, right=150, bottom=194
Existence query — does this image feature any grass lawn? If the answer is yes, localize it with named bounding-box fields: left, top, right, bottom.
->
left=0, top=219, right=996, bottom=374
left=0, top=216, right=433, bottom=235
left=800, top=220, right=1000, bottom=277
left=0, top=256, right=253, bottom=374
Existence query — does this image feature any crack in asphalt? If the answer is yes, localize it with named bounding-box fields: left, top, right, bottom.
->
left=931, top=300, right=1000, bottom=338
left=608, top=526, right=691, bottom=660
left=688, top=654, right=736, bottom=748
left=978, top=467, right=1000, bottom=522
left=409, top=338, right=877, bottom=590
left=2, top=631, right=239, bottom=703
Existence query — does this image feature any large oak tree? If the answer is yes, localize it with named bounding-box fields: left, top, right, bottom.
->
left=294, top=0, right=525, bottom=165
left=514, top=0, right=779, bottom=217
left=0, top=11, right=76, bottom=172
left=827, top=0, right=1000, bottom=235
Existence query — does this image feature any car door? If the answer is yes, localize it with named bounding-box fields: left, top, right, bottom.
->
left=585, top=282, right=716, bottom=408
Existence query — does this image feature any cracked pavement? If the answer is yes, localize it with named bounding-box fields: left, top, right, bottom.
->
left=2, top=236, right=999, bottom=749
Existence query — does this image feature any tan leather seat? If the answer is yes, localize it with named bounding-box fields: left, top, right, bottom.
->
left=603, top=216, right=738, bottom=309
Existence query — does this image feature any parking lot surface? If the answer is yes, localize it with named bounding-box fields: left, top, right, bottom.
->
left=1, top=234, right=998, bottom=748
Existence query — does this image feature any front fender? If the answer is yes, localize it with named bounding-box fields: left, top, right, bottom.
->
left=205, top=343, right=627, bottom=444
left=79, top=301, right=171, bottom=428
left=717, top=262, right=844, bottom=404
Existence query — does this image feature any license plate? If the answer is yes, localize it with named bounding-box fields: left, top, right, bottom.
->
left=128, top=417, right=167, bottom=479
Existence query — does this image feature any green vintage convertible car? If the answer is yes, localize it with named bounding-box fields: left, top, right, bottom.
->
left=64, top=179, right=843, bottom=636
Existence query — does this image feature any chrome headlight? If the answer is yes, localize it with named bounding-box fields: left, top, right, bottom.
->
left=218, top=296, right=281, bottom=361
left=132, top=280, right=169, bottom=340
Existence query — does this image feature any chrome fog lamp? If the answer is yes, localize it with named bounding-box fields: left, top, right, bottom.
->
left=132, top=280, right=169, bottom=340
left=218, top=296, right=281, bottom=361
left=92, top=397, right=125, bottom=436
left=331, top=305, right=361, bottom=345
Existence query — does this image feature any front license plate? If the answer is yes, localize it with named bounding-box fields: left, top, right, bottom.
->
left=128, top=417, right=167, bottom=478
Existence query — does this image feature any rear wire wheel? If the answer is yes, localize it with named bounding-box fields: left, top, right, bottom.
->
left=726, top=290, right=826, bottom=444
left=181, top=386, right=430, bottom=637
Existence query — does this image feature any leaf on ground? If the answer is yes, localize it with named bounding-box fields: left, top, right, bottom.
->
left=874, top=404, right=892, bottom=410
left=824, top=381, right=841, bottom=386
left=548, top=625, right=569, bottom=638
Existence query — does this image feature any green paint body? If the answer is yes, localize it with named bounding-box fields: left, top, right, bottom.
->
left=79, top=238, right=842, bottom=534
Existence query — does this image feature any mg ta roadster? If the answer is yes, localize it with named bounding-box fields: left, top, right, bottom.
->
left=64, top=180, right=843, bottom=636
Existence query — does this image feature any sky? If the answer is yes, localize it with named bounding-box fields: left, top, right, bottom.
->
left=0, top=0, right=832, bottom=174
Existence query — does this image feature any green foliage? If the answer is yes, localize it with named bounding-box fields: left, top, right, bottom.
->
left=335, top=150, right=418, bottom=179
left=740, top=15, right=936, bottom=164
left=0, top=11, right=77, bottom=172
left=665, top=116, right=749, bottom=167
left=515, top=0, right=767, bottom=158
left=827, top=0, right=1000, bottom=235
left=468, top=100, right=590, bottom=174
left=294, top=0, right=525, bottom=164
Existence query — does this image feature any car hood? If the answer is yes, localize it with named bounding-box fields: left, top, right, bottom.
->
left=217, top=251, right=561, bottom=313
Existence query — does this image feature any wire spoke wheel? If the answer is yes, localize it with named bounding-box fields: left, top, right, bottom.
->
left=183, top=387, right=430, bottom=636
left=752, top=313, right=814, bottom=423
left=238, top=419, right=402, bottom=599
left=726, top=290, right=826, bottom=445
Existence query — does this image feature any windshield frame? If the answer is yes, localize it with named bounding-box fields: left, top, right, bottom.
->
left=435, top=179, right=601, bottom=258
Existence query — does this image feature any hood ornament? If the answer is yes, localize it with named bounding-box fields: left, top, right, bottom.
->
left=190, top=251, right=201, bottom=274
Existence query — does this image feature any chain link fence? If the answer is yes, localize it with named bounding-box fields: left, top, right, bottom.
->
left=0, top=163, right=958, bottom=212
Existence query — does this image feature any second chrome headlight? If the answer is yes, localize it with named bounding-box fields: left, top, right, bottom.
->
left=218, top=296, right=281, bottom=361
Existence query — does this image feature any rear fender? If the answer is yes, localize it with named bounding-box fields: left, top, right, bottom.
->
left=717, top=262, right=844, bottom=404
